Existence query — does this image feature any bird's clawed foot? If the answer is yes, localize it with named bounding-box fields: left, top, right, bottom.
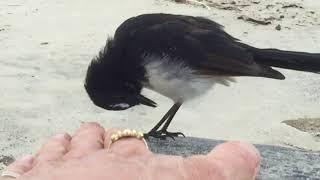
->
left=144, top=130, right=185, bottom=140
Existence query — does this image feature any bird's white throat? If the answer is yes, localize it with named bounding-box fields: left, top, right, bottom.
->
left=143, top=55, right=235, bottom=102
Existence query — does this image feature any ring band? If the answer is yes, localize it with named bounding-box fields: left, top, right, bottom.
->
left=108, top=129, right=148, bottom=149
left=1, top=170, right=21, bottom=178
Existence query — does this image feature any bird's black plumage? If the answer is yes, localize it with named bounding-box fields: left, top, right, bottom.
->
left=85, top=13, right=320, bottom=139
left=112, top=14, right=286, bottom=79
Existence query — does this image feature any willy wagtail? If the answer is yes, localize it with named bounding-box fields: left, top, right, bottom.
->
left=84, top=13, right=320, bottom=139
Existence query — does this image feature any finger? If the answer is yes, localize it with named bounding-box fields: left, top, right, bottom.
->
left=64, top=122, right=105, bottom=159
left=35, top=133, right=71, bottom=164
left=104, top=128, right=151, bottom=157
left=2, top=155, right=34, bottom=178
left=204, top=141, right=261, bottom=180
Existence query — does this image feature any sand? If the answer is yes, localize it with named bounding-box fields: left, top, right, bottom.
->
left=0, top=0, right=319, bottom=169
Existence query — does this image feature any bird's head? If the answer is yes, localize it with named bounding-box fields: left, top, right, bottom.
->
left=84, top=38, right=157, bottom=111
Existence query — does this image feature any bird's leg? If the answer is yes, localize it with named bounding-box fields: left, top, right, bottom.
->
left=145, top=102, right=185, bottom=140
left=149, top=105, right=174, bottom=133
left=158, top=102, right=185, bottom=138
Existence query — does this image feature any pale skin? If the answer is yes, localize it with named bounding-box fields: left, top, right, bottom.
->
left=1, top=122, right=261, bottom=180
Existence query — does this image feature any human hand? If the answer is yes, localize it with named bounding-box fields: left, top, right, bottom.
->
left=1, top=122, right=260, bottom=180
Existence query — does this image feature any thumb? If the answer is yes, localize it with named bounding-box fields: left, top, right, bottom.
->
left=206, top=141, right=261, bottom=180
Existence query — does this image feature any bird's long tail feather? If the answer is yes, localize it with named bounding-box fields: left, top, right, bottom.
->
left=252, top=48, right=320, bottom=73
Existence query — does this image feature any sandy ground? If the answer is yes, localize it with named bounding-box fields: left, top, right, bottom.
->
left=0, top=0, right=320, bottom=169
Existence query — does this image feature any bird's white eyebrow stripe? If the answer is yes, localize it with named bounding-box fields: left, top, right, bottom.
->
left=110, top=103, right=130, bottom=108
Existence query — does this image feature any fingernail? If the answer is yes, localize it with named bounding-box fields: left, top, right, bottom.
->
left=237, top=142, right=261, bottom=175
left=20, top=155, right=34, bottom=164
left=235, top=142, right=261, bottom=177
left=53, top=133, right=67, bottom=140
left=238, top=142, right=260, bottom=160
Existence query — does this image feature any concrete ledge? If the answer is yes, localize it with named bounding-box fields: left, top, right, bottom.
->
left=147, top=137, right=320, bottom=179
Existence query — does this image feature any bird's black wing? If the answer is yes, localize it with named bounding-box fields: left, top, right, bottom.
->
left=123, top=14, right=285, bottom=79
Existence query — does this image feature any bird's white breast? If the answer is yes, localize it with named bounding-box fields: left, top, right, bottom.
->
left=143, top=55, right=235, bottom=102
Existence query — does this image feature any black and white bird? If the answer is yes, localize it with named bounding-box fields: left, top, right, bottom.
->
left=84, top=13, right=320, bottom=139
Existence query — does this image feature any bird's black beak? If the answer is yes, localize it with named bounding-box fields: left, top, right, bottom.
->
left=136, top=94, right=157, bottom=107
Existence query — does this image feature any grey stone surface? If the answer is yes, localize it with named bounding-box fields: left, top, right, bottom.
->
left=147, top=137, right=320, bottom=180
